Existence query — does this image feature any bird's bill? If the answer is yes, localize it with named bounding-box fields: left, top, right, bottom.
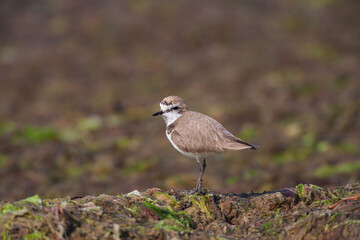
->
left=152, top=110, right=164, bottom=116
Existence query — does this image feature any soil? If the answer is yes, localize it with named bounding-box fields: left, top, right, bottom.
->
left=1, top=183, right=359, bottom=239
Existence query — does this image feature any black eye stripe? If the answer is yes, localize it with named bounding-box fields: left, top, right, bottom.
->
left=164, top=106, right=179, bottom=113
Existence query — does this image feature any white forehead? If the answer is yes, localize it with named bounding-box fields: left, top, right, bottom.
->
left=160, top=103, right=174, bottom=111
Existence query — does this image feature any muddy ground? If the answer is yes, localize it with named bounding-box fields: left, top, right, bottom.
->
left=1, top=183, right=359, bottom=239
left=1, top=0, right=360, bottom=202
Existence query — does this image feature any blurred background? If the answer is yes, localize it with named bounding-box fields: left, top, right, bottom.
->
left=0, top=0, right=359, bottom=201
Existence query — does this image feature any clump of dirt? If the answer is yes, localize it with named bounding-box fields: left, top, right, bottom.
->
left=0, top=183, right=359, bottom=239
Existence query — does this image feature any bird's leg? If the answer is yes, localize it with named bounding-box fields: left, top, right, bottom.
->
left=194, top=157, right=202, bottom=192
left=195, top=158, right=206, bottom=193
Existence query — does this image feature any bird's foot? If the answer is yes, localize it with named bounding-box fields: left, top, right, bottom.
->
left=191, top=186, right=208, bottom=195
left=193, top=178, right=203, bottom=193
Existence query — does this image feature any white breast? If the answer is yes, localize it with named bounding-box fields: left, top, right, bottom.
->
left=166, top=131, right=199, bottom=159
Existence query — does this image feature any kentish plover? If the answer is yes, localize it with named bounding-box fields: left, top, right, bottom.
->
left=153, top=96, right=259, bottom=192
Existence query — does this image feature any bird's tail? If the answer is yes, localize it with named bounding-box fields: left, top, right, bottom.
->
left=234, top=138, right=260, bottom=150
left=223, top=137, right=260, bottom=151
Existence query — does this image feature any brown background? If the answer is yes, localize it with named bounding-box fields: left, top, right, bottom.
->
left=0, top=0, right=359, bottom=201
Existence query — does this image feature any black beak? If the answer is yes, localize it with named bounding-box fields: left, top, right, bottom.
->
left=152, top=110, right=164, bottom=116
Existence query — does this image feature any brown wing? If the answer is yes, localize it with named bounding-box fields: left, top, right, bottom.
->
left=170, top=111, right=257, bottom=154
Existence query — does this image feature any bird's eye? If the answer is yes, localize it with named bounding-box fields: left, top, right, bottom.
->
left=172, top=106, right=179, bottom=110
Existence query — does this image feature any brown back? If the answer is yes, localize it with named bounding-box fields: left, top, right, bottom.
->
left=167, top=111, right=257, bottom=154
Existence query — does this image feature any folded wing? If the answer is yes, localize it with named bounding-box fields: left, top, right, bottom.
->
left=170, top=111, right=258, bottom=154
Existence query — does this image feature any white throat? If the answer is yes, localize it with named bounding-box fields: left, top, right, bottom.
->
left=160, top=103, right=183, bottom=126
left=162, top=111, right=182, bottom=126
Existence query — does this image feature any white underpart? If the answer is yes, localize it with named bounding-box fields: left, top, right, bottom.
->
left=160, top=103, right=182, bottom=126
left=166, top=131, right=199, bottom=159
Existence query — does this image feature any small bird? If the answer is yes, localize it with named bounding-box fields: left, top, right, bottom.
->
left=153, top=96, right=259, bottom=193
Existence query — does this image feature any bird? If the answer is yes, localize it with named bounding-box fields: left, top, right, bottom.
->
left=152, top=96, right=259, bottom=193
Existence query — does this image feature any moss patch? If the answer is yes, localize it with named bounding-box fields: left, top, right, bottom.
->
left=0, top=184, right=359, bottom=239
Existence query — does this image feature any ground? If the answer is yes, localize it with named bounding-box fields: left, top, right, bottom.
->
left=1, top=183, right=359, bottom=239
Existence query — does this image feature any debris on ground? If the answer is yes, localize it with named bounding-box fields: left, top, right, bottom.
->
left=0, top=183, right=359, bottom=239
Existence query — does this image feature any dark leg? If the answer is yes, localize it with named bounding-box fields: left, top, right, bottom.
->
left=194, top=158, right=206, bottom=193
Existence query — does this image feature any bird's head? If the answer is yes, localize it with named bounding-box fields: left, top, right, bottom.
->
left=152, top=96, right=189, bottom=126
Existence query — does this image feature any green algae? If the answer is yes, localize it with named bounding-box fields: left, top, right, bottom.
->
left=186, top=194, right=212, bottom=218
left=143, top=201, right=191, bottom=231
left=296, top=183, right=305, bottom=198
left=0, top=195, right=42, bottom=216
left=24, top=231, right=45, bottom=240
left=125, top=205, right=139, bottom=217
left=314, top=199, right=332, bottom=206
left=153, top=192, right=178, bottom=207
left=330, top=220, right=360, bottom=231
left=262, top=220, right=281, bottom=236
left=18, top=195, right=42, bottom=205
left=153, top=220, right=191, bottom=232
left=309, top=184, right=323, bottom=190
left=0, top=204, right=25, bottom=215
left=328, top=212, right=341, bottom=223
left=0, top=183, right=359, bottom=239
